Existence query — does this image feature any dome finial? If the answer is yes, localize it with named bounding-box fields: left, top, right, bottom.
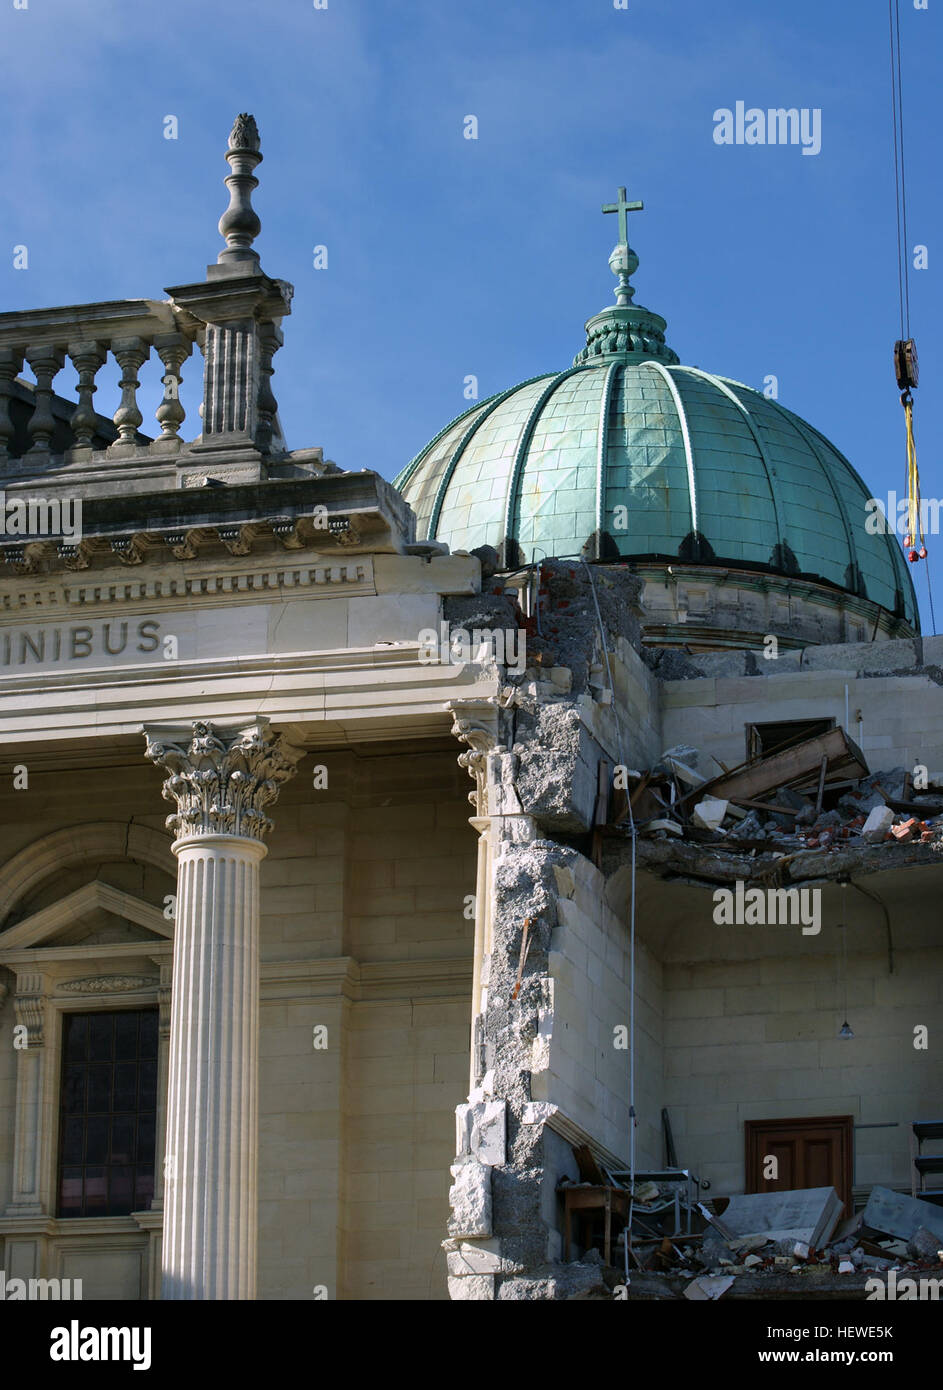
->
left=602, top=185, right=643, bottom=306
left=573, top=183, right=678, bottom=366
left=217, top=113, right=263, bottom=268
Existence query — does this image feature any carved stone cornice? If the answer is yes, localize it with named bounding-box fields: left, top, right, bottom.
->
left=143, top=717, right=304, bottom=842
left=0, top=558, right=373, bottom=614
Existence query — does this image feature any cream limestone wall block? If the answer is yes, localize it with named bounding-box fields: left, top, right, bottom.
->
left=444, top=1239, right=504, bottom=1275
left=346, top=594, right=439, bottom=648
left=58, top=1245, right=145, bottom=1300
left=542, top=857, right=638, bottom=1164
left=447, top=1273, right=495, bottom=1300
left=264, top=598, right=350, bottom=653
left=372, top=554, right=480, bottom=596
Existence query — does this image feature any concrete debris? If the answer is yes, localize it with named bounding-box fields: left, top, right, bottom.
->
left=716, top=1187, right=844, bottom=1250
left=640, top=818, right=683, bottom=838
left=862, top=805, right=896, bottom=842
left=908, top=1226, right=943, bottom=1263
left=657, top=745, right=704, bottom=788
left=838, top=1260, right=855, bottom=1274
left=612, top=735, right=943, bottom=871
left=862, top=1186, right=943, bottom=1245
left=632, top=1180, right=661, bottom=1204
left=827, top=1210, right=864, bottom=1248
left=725, top=809, right=766, bottom=841
left=697, top=1236, right=733, bottom=1269
left=692, top=798, right=729, bottom=832
left=683, top=1274, right=735, bottom=1301
left=496, top=1257, right=610, bottom=1301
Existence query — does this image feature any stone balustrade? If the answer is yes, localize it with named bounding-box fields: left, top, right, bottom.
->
left=0, top=299, right=198, bottom=470
left=0, top=117, right=294, bottom=499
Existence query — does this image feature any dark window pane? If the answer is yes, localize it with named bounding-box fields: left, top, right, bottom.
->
left=84, top=1166, right=107, bottom=1213
left=108, top=1166, right=133, bottom=1215
left=88, top=1013, right=113, bottom=1061
left=61, top=1116, right=84, bottom=1164
left=134, top=1167, right=155, bottom=1208
left=114, top=1012, right=138, bottom=1061
left=58, top=1010, right=158, bottom=1218
left=64, top=1015, right=87, bottom=1062
left=59, top=1167, right=83, bottom=1218
left=139, top=1011, right=158, bottom=1051
left=87, top=1064, right=112, bottom=1113
left=85, top=1115, right=108, bottom=1164
left=136, top=1114, right=156, bottom=1162
left=114, top=1063, right=137, bottom=1112
left=62, top=1067, right=86, bottom=1114
left=139, top=1061, right=157, bottom=1109
left=111, top=1115, right=134, bottom=1164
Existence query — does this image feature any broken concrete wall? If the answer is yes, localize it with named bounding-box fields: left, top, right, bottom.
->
left=446, top=830, right=663, bottom=1299
left=530, top=854, right=662, bottom=1170
left=512, top=704, right=608, bottom=833
left=446, top=834, right=569, bottom=1299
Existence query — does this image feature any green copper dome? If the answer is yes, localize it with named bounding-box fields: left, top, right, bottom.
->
left=395, top=189, right=918, bottom=632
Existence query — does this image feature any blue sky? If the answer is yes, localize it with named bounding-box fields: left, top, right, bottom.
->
left=1, top=0, right=939, bottom=628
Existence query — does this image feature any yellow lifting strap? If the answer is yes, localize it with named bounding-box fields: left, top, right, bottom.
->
left=895, top=337, right=925, bottom=562
left=903, top=397, right=925, bottom=560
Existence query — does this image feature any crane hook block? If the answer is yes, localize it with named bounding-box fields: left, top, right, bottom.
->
left=894, top=338, right=919, bottom=392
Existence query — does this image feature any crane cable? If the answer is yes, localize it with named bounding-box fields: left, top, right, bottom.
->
left=889, top=0, right=936, bottom=633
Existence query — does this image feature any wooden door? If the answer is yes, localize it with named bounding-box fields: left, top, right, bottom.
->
left=745, top=1115, right=854, bottom=1214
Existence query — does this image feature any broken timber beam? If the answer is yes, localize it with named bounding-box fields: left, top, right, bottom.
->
left=698, top=727, right=869, bottom=805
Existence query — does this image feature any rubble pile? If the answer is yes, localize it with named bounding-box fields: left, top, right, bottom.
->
left=618, top=736, right=943, bottom=856
left=603, top=1184, right=943, bottom=1300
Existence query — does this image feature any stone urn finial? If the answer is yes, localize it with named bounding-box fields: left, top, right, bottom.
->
left=217, top=113, right=263, bottom=267
left=229, top=113, right=260, bottom=153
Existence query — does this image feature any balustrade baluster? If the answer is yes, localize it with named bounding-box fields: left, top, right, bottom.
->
left=110, top=337, right=149, bottom=449
left=67, top=340, right=106, bottom=448
left=153, top=332, right=191, bottom=450
left=0, top=348, right=23, bottom=460
left=25, top=346, right=64, bottom=453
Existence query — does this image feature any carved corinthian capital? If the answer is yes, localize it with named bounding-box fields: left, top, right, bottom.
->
left=143, top=718, right=304, bottom=842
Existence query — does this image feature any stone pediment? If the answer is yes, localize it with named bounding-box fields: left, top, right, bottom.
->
left=0, top=880, right=171, bottom=952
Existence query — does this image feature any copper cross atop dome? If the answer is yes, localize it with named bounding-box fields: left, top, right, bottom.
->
left=601, top=185, right=643, bottom=246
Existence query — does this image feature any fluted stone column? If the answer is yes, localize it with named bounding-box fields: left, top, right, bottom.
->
left=144, top=718, right=303, bottom=1299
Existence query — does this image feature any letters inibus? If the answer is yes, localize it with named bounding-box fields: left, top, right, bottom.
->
left=0, top=619, right=161, bottom=667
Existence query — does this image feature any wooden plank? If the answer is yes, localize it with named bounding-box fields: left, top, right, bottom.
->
left=815, top=755, right=829, bottom=814
left=573, top=1144, right=606, bottom=1186
left=730, top=797, right=800, bottom=816
left=700, top=727, right=868, bottom=805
